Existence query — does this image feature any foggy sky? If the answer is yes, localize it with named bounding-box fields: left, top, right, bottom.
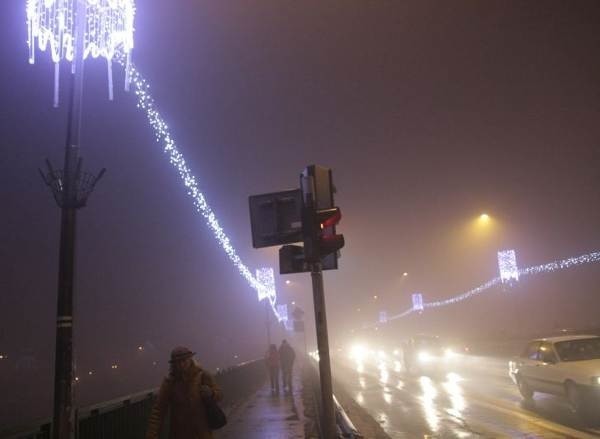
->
left=1, top=0, right=600, bottom=422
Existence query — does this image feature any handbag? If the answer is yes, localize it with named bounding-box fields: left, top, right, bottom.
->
left=204, top=396, right=227, bottom=430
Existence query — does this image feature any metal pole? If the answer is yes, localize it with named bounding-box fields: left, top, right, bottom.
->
left=53, top=3, right=85, bottom=438
left=265, top=300, right=272, bottom=346
left=303, top=326, right=308, bottom=355
left=310, top=262, right=336, bottom=439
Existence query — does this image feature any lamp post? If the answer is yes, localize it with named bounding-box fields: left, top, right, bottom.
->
left=28, top=2, right=134, bottom=437
left=38, top=10, right=103, bottom=439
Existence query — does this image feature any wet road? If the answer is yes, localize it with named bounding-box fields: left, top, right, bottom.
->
left=332, top=351, right=600, bottom=438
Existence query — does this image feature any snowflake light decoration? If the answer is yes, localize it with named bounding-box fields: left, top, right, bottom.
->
left=27, top=0, right=135, bottom=105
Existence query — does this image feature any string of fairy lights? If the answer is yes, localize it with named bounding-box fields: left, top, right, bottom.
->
left=26, top=0, right=284, bottom=323
left=364, top=250, right=600, bottom=328
left=113, top=52, right=286, bottom=322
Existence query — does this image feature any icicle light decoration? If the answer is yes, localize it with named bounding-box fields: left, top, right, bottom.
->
left=27, top=0, right=135, bottom=106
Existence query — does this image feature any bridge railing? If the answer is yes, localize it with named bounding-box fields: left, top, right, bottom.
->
left=2, top=359, right=267, bottom=439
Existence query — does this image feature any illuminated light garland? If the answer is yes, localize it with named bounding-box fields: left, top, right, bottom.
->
left=27, top=0, right=135, bottom=105
left=110, top=53, right=280, bottom=319
left=498, top=249, right=519, bottom=283
left=256, top=267, right=275, bottom=302
left=519, top=252, right=600, bottom=276
left=411, top=293, right=424, bottom=311
left=257, top=268, right=285, bottom=322
left=277, top=304, right=288, bottom=322
left=368, top=251, right=600, bottom=326
left=423, top=277, right=502, bottom=309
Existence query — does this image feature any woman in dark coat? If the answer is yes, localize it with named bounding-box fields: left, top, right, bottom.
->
left=146, top=346, right=222, bottom=439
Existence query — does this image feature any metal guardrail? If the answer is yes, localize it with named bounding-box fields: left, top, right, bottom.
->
left=1, top=359, right=267, bottom=439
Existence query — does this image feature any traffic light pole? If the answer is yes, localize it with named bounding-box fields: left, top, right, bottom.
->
left=250, top=165, right=342, bottom=438
left=265, top=300, right=272, bottom=346
left=310, top=262, right=337, bottom=439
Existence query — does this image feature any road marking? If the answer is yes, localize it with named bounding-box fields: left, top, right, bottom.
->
left=468, top=393, right=600, bottom=438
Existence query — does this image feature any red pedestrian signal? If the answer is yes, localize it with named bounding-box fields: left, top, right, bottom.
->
left=315, top=207, right=344, bottom=257
left=317, top=207, right=341, bottom=229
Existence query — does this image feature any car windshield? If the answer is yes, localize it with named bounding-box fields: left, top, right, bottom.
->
left=554, top=338, right=600, bottom=362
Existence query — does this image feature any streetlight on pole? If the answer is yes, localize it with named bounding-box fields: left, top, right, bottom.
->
left=28, top=3, right=134, bottom=438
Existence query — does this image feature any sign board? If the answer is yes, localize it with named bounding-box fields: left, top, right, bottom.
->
left=249, top=189, right=303, bottom=248
left=279, top=245, right=338, bottom=274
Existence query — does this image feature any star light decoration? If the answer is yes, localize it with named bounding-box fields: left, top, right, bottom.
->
left=27, top=0, right=135, bottom=105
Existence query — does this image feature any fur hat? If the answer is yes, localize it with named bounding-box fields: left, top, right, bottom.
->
left=169, top=346, right=195, bottom=363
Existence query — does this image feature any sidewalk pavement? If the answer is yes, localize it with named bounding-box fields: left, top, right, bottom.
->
left=216, top=366, right=305, bottom=439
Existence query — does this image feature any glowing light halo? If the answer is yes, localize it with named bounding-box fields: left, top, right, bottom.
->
left=27, top=0, right=136, bottom=104
left=112, top=53, right=279, bottom=317
left=366, top=251, right=600, bottom=326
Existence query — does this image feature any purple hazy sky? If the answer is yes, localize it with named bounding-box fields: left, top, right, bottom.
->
left=1, top=0, right=599, bottom=421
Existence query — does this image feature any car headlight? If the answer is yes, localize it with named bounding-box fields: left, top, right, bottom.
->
left=591, top=376, right=600, bottom=385
left=444, top=348, right=457, bottom=359
left=418, top=351, right=434, bottom=363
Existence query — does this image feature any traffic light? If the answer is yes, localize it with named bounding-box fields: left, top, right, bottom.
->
left=279, top=245, right=309, bottom=274
left=252, top=164, right=344, bottom=274
left=301, top=165, right=344, bottom=264
left=314, top=207, right=344, bottom=258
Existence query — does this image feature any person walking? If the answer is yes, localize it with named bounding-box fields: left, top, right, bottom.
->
left=279, top=339, right=296, bottom=394
left=146, top=346, right=222, bottom=439
left=265, top=344, right=280, bottom=395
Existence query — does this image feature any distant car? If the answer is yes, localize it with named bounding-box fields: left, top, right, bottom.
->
left=509, top=335, right=600, bottom=417
left=402, top=334, right=458, bottom=374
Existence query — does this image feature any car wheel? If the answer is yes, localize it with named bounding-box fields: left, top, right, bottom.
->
left=517, top=375, right=533, bottom=400
left=566, top=382, right=583, bottom=414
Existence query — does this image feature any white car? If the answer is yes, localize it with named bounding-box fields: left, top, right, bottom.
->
left=509, top=335, right=600, bottom=417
